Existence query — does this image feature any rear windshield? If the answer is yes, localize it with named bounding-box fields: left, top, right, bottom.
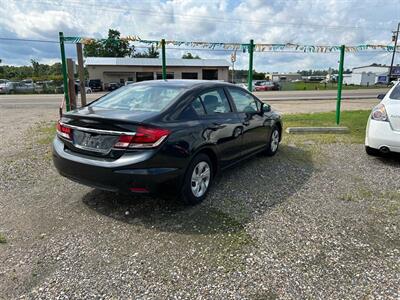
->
left=91, top=84, right=186, bottom=112
left=390, top=83, right=400, bottom=100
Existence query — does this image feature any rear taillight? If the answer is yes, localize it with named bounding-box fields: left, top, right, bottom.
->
left=114, top=126, right=170, bottom=149
left=371, top=104, right=388, bottom=122
left=56, top=121, right=72, bottom=140
left=114, top=135, right=134, bottom=148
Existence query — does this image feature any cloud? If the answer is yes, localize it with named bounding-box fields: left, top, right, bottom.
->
left=0, top=0, right=399, bottom=71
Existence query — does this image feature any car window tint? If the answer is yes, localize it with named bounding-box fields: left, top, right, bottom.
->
left=180, top=97, right=206, bottom=119
left=91, top=84, right=186, bottom=112
left=227, top=88, right=258, bottom=113
left=199, top=89, right=231, bottom=114
left=192, top=97, right=206, bottom=115
left=390, top=84, right=400, bottom=100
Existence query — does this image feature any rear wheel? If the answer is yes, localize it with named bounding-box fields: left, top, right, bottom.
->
left=181, top=153, right=213, bottom=205
left=265, top=126, right=280, bottom=156
left=365, top=146, right=380, bottom=156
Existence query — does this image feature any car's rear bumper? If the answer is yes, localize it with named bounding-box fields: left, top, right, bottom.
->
left=365, top=118, right=400, bottom=153
left=52, top=137, right=182, bottom=195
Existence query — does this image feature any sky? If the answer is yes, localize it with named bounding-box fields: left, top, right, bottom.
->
left=0, top=0, right=399, bottom=72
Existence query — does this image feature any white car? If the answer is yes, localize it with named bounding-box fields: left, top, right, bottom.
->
left=365, top=82, right=400, bottom=155
left=0, top=79, right=15, bottom=94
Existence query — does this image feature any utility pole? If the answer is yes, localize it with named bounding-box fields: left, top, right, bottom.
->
left=59, top=32, right=70, bottom=112
left=388, top=22, right=400, bottom=83
left=231, top=50, right=236, bottom=83
left=76, top=43, right=86, bottom=106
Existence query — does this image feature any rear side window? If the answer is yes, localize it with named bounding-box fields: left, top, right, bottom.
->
left=199, top=89, right=232, bottom=114
left=227, top=88, right=260, bottom=113
left=180, top=97, right=206, bottom=119
left=390, top=84, right=400, bottom=100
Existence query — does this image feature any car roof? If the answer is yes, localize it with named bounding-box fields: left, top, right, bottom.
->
left=132, top=79, right=237, bottom=89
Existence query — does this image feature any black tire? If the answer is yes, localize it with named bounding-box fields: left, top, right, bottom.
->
left=365, top=146, right=380, bottom=156
left=265, top=126, right=280, bottom=156
left=181, top=153, right=213, bottom=205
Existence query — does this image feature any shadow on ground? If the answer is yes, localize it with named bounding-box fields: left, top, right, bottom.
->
left=83, top=145, right=314, bottom=235
left=376, top=152, right=400, bottom=166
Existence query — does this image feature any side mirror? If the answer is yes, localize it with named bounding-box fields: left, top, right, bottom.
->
left=261, top=103, right=271, bottom=113
left=377, top=94, right=385, bottom=100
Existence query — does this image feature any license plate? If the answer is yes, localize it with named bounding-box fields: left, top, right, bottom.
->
left=73, top=130, right=119, bottom=153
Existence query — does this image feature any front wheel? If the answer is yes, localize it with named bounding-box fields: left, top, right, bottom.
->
left=265, top=126, right=280, bottom=156
left=181, top=154, right=213, bottom=205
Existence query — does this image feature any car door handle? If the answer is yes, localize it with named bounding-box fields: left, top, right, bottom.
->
left=242, top=120, right=250, bottom=126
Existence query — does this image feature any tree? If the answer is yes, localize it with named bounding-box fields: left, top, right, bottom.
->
left=83, top=29, right=135, bottom=57
left=182, top=52, right=200, bottom=59
left=253, top=71, right=266, bottom=80
left=31, top=59, right=40, bottom=77
left=134, top=45, right=159, bottom=58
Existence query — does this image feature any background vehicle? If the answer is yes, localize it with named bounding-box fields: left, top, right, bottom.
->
left=108, top=82, right=121, bottom=91
left=0, top=79, right=16, bottom=94
left=76, top=82, right=92, bottom=94
left=125, top=81, right=134, bottom=86
left=14, top=80, right=35, bottom=93
left=53, top=80, right=282, bottom=205
left=365, top=82, right=400, bottom=155
left=254, top=81, right=280, bottom=91
left=88, top=79, right=103, bottom=91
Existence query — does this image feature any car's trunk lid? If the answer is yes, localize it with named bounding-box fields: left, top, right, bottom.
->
left=385, top=100, right=400, bottom=131
left=60, top=107, right=158, bottom=157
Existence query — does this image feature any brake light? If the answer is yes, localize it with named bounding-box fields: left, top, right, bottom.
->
left=114, top=135, right=134, bottom=148
left=56, top=121, right=72, bottom=140
left=114, top=126, right=170, bottom=149
left=371, top=104, right=388, bottom=122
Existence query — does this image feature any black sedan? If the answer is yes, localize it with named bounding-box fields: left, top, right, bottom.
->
left=53, top=80, right=282, bottom=204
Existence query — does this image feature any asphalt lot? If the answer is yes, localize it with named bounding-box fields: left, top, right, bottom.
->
left=0, top=88, right=398, bottom=299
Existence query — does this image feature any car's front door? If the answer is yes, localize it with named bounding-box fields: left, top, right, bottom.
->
left=226, top=87, right=270, bottom=156
left=196, top=88, right=243, bottom=168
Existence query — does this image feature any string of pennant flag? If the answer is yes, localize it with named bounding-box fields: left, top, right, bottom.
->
left=63, top=36, right=400, bottom=53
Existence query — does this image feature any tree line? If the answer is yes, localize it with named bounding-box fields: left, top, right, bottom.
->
left=0, top=60, right=63, bottom=81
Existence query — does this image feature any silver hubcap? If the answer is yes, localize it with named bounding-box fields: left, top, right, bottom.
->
left=191, top=161, right=211, bottom=198
left=271, top=130, right=279, bottom=152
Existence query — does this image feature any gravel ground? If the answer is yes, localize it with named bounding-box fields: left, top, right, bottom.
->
left=0, top=108, right=399, bottom=299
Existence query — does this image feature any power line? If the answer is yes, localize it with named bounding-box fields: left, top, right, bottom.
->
left=27, top=0, right=394, bottom=32
left=0, top=37, right=59, bottom=44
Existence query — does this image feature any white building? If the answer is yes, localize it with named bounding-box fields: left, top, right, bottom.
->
left=85, top=57, right=230, bottom=87
left=344, top=64, right=390, bottom=86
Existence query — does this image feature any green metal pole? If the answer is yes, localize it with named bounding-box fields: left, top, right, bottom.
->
left=336, top=44, right=345, bottom=125
left=247, top=39, right=254, bottom=92
left=59, top=32, right=70, bottom=112
left=161, top=39, right=167, bottom=80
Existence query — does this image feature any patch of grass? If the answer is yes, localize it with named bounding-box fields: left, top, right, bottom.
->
left=0, top=233, right=7, bottom=244
left=280, top=81, right=388, bottom=91
left=339, top=188, right=374, bottom=202
left=340, top=193, right=356, bottom=202
left=283, top=110, right=371, bottom=144
left=36, top=121, right=56, bottom=145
